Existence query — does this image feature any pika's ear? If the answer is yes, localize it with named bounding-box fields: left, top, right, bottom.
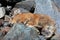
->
left=4, top=15, right=12, bottom=22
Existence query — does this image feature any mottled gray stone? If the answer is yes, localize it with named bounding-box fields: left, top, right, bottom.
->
left=0, top=7, right=5, bottom=18
left=0, top=3, right=2, bottom=7
left=51, top=33, right=60, bottom=40
left=15, top=1, right=35, bottom=11
left=52, top=0, right=60, bottom=9
left=34, top=0, right=60, bottom=39
left=3, top=23, right=42, bottom=40
left=34, top=0, right=60, bottom=34
left=39, top=36, right=46, bottom=40
left=11, top=1, right=35, bottom=15
left=11, top=8, right=29, bottom=15
left=25, top=0, right=34, bottom=1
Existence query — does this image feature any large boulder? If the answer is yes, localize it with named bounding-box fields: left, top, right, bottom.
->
left=15, top=1, right=35, bottom=11
left=34, top=0, right=60, bottom=34
left=34, top=0, right=60, bottom=40
left=10, top=8, right=29, bottom=16
left=10, top=1, right=35, bottom=15
left=10, top=1, right=35, bottom=16
left=3, top=23, right=44, bottom=40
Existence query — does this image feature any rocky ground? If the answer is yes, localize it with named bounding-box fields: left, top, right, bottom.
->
left=0, top=0, right=60, bottom=40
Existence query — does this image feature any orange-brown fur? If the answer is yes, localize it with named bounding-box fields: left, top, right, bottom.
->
left=9, top=12, right=56, bottom=38
left=10, top=12, right=55, bottom=28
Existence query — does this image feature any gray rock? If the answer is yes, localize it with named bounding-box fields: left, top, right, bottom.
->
left=51, top=33, right=60, bottom=40
left=0, top=31, right=3, bottom=40
left=0, top=3, right=2, bottom=7
left=25, top=0, right=34, bottom=1
left=15, top=1, right=35, bottom=11
left=0, top=7, right=5, bottom=18
left=3, top=23, right=41, bottom=40
left=34, top=0, right=60, bottom=34
left=39, top=36, right=46, bottom=40
left=6, top=0, right=25, bottom=2
left=10, top=1, right=35, bottom=16
left=11, top=8, right=29, bottom=16
left=34, top=0, right=60, bottom=39
left=6, top=6, right=12, bottom=11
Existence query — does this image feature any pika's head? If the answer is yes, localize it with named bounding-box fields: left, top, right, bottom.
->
left=41, top=20, right=56, bottom=38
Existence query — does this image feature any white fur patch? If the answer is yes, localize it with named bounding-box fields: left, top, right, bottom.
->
left=26, top=24, right=33, bottom=27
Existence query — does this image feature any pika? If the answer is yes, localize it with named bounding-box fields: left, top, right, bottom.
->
left=9, top=12, right=56, bottom=38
